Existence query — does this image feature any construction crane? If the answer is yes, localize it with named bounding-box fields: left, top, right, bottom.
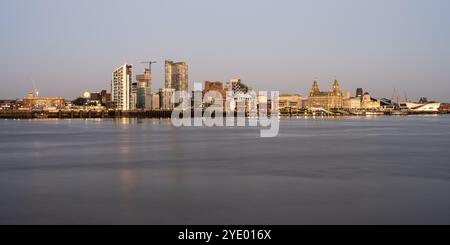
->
left=141, top=61, right=157, bottom=72
left=31, top=79, right=39, bottom=98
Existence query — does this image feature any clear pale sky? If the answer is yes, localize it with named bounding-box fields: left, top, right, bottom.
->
left=1, top=0, right=450, bottom=101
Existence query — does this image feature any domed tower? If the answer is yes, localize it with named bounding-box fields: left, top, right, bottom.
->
left=309, top=80, right=320, bottom=97
left=331, top=79, right=342, bottom=96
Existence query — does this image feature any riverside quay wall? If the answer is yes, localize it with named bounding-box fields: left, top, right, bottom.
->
left=1, top=108, right=449, bottom=119
left=0, top=110, right=174, bottom=119
left=0, top=110, right=252, bottom=119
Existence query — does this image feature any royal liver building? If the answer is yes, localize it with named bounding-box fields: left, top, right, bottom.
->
left=307, top=80, right=344, bottom=110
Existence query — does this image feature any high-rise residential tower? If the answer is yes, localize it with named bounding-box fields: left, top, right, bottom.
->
left=136, top=69, right=152, bottom=110
left=130, top=82, right=138, bottom=110
left=111, top=64, right=132, bottom=110
left=165, top=60, right=188, bottom=92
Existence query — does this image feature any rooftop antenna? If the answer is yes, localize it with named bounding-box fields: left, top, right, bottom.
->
left=141, top=61, right=157, bottom=72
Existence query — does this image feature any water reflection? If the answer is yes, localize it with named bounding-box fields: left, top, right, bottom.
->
left=1, top=116, right=450, bottom=224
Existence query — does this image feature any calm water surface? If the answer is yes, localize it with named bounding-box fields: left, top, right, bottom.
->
left=1, top=116, right=450, bottom=224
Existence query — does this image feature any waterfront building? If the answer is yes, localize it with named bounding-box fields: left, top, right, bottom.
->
left=144, top=90, right=153, bottom=110
left=22, top=97, right=65, bottom=110
left=203, top=81, right=227, bottom=99
left=343, top=97, right=362, bottom=109
left=111, top=64, right=132, bottom=110
left=439, top=103, right=450, bottom=113
left=0, top=100, right=16, bottom=110
left=279, top=94, right=304, bottom=111
left=227, top=79, right=249, bottom=94
left=136, top=69, right=152, bottom=110
left=307, top=80, right=344, bottom=110
left=151, top=93, right=160, bottom=110
left=130, top=82, right=137, bottom=110
left=301, top=98, right=308, bottom=109
left=203, top=81, right=228, bottom=111
left=89, top=90, right=111, bottom=106
left=100, top=90, right=112, bottom=106
left=413, top=103, right=441, bottom=112
left=225, top=79, right=254, bottom=113
left=165, top=60, right=188, bottom=92
left=399, top=102, right=441, bottom=112
left=191, top=90, right=203, bottom=111
left=78, top=92, right=101, bottom=107
left=159, top=88, right=175, bottom=110
left=380, top=98, right=394, bottom=109
left=399, top=102, right=423, bottom=110
left=342, top=90, right=381, bottom=110
left=343, top=91, right=351, bottom=99
left=257, top=95, right=269, bottom=106
left=89, top=92, right=99, bottom=101
left=256, top=94, right=273, bottom=115
left=361, top=92, right=381, bottom=109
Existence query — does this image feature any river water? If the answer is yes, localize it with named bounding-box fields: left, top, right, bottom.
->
left=1, top=116, right=450, bottom=224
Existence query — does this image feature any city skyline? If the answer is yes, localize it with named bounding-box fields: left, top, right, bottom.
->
left=1, top=0, right=450, bottom=101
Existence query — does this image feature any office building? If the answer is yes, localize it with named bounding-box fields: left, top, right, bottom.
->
left=203, top=81, right=228, bottom=111
left=151, top=93, right=160, bottom=110
left=159, top=88, right=175, bottom=110
left=343, top=97, right=362, bottom=109
left=131, top=82, right=137, bottom=110
left=361, top=92, right=381, bottom=109
left=279, top=94, right=305, bottom=111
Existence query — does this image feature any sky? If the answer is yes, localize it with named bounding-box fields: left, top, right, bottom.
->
left=1, top=0, right=450, bottom=101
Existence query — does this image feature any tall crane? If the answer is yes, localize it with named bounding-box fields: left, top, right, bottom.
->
left=391, top=88, right=400, bottom=104
left=141, top=61, right=157, bottom=72
left=31, top=79, right=39, bottom=97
